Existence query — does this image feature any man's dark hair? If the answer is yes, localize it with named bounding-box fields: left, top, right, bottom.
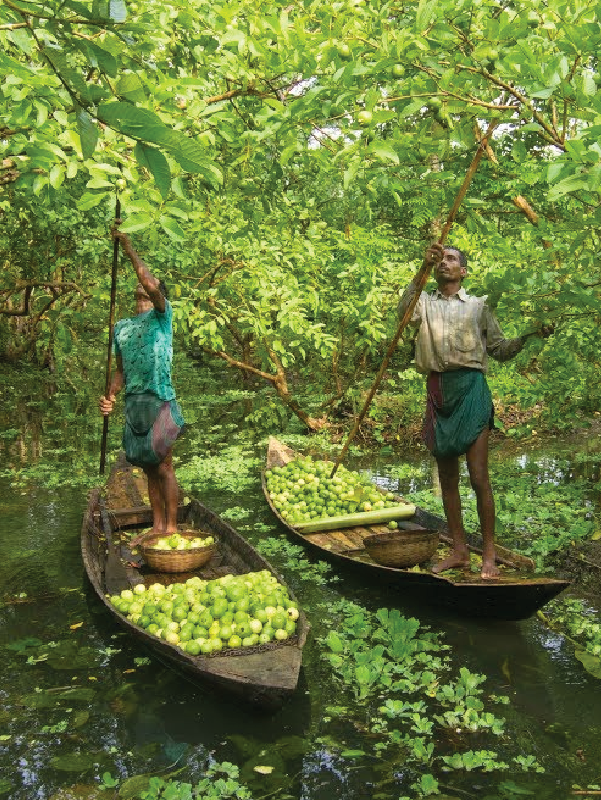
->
left=445, top=247, right=468, bottom=270
left=158, top=279, right=169, bottom=299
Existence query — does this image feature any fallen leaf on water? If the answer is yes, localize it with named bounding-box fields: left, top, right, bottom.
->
left=254, top=766, right=274, bottom=775
left=69, top=623, right=84, bottom=630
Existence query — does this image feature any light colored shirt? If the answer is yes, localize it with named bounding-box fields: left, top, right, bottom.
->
left=114, top=300, right=176, bottom=399
left=399, top=284, right=524, bottom=374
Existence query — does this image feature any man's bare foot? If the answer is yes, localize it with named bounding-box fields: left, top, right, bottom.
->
left=431, top=551, right=470, bottom=573
left=480, top=562, right=501, bottom=579
left=129, top=527, right=161, bottom=548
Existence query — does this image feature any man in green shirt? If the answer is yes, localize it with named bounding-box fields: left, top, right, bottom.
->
left=99, top=226, right=184, bottom=535
left=399, top=242, right=551, bottom=578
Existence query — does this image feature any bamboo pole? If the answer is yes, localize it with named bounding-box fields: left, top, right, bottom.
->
left=99, top=196, right=121, bottom=476
left=330, top=121, right=498, bottom=477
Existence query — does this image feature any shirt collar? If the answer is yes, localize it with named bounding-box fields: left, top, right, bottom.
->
left=434, top=286, right=468, bottom=301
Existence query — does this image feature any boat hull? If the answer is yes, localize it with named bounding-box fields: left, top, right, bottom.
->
left=82, top=457, right=308, bottom=711
left=263, top=438, right=569, bottom=622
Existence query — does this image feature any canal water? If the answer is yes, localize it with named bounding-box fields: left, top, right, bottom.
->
left=1, top=380, right=601, bottom=799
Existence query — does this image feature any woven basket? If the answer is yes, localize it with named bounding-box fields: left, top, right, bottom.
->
left=364, top=529, right=439, bottom=568
left=140, top=531, right=216, bottom=573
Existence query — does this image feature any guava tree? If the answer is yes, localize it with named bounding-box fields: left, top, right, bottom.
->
left=1, top=0, right=600, bottom=427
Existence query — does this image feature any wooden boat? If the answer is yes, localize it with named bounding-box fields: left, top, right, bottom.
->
left=82, top=454, right=309, bottom=711
left=263, top=438, right=570, bottom=622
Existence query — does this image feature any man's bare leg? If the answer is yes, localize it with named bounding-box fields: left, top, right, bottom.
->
left=157, top=449, right=179, bottom=534
left=431, top=454, right=470, bottom=573
left=143, top=464, right=166, bottom=534
left=465, top=428, right=499, bottom=579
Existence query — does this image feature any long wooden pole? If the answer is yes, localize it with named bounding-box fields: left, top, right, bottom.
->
left=99, top=196, right=121, bottom=476
left=330, top=121, right=498, bottom=477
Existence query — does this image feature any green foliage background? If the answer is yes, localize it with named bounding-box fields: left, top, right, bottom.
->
left=1, top=0, right=601, bottom=430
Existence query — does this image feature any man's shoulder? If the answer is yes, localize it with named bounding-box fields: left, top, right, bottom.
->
left=459, top=288, right=488, bottom=305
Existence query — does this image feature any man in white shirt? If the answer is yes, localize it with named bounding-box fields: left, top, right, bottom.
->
left=399, top=243, right=551, bottom=578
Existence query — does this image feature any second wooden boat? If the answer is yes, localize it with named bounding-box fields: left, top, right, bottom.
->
left=263, top=438, right=569, bottom=622
left=82, top=454, right=309, bottom=711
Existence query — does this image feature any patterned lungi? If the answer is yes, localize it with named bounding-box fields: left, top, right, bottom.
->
left=123, top=393, right=185, bottom=466
left=422, top=368, right=494, bottom=459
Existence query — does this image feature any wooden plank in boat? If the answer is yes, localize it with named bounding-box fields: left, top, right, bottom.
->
left=328, top=530, right=360, bottom=550
left=304, top=532, right=348, bottom=553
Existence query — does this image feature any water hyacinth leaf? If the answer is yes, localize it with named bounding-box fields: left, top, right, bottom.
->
left=50, top=751, right=105, bottom=772
left=20, top=692, right=58, bottom=709
left=0, top=778, right=13, bottom=797
left=135, top=143, right=171, bottom=199
left=54, top=687, right=96, bottom=703
left=5, top=637, right=44, bottom=652
left=324, top=631, right=344, bottom=653
left=72, top=710, right=90, bottom=728
left=574, top=649, right=601, bottom=679
left=119, top=774, right=152, bottom=799
left=498, top=780, right=536, bottom=795
left=46, top=641, right=102, bottom=670
left=340, top=749, right=365, bottom=757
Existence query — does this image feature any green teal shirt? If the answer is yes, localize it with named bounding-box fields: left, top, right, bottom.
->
left=114, top=300, right=176, bottom=400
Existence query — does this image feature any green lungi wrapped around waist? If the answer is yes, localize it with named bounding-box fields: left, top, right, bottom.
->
left=423, top=368, right=493, bottom=459
left=123, top=393, right=185, bottom=467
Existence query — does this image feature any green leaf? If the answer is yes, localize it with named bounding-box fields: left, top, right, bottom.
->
left=85, top=42, right=118, bottom=78
left=369, top=143, right=400, bottom=165
left=161, top=130, right=222, bottom=184
left=415, top=0, right=437, bottom=32
left=343, top=159, right=360, bottom=190
left=76, top=108, right=98, bottom=160
left=49, top=164, right=64, bottom=190
left=325, top=631, right=344, bottom=653
left=530, top=86, right=556, bottom=99
left=64, top=1, right=94, bottom=19
left=43, top=48, right=91, bottom=101
left=134, top=142, right=171, bottom=199
left=159, top=215, right=185, bottom=241
left=582, top=70, right=596, bottom=97
left=77, top=192, right=106, bottom=210
left=98, top=101, right=166, bottom=141
left=548, top=173, right=588, bottom=200
left=8, top=28, right=33, bottom=56
left=116, top=74, right=146, bottom=103
left=119, top=213, right=154, bottom=233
